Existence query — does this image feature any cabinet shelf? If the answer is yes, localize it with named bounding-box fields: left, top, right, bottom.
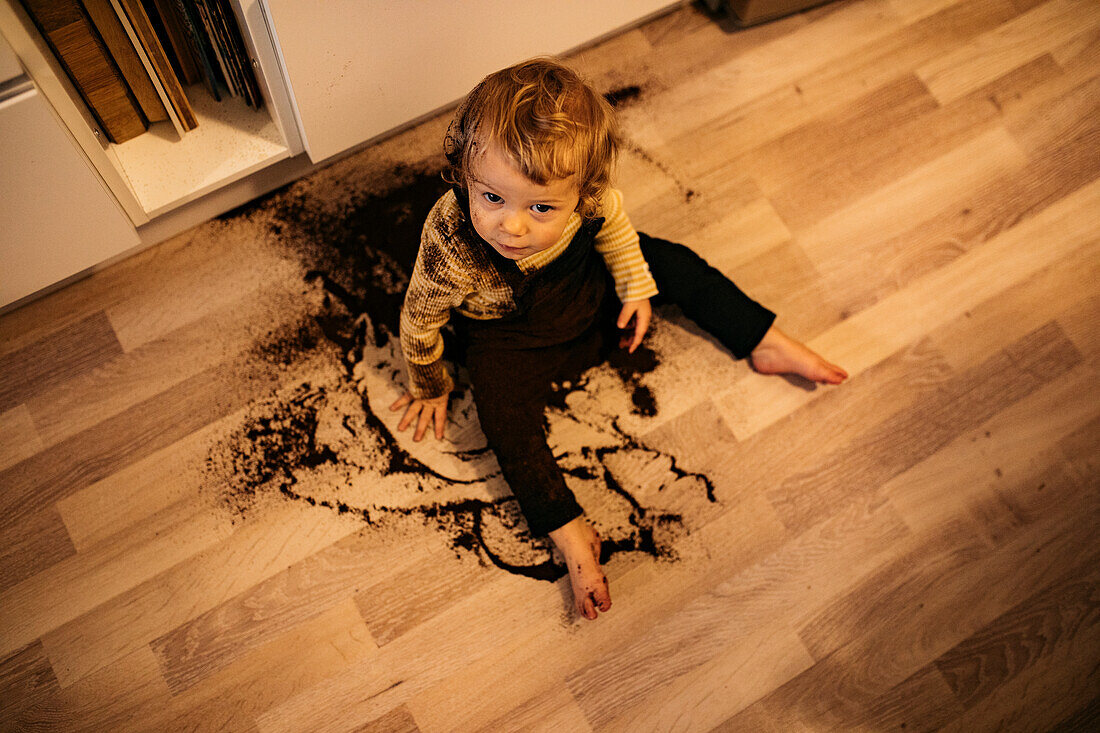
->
left=111, top=83, right=290, bottom=216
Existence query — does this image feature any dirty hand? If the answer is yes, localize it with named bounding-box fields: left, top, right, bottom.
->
left=389, top=391, right=449, bottom=441
left=617, top=298, right=652, bottom=353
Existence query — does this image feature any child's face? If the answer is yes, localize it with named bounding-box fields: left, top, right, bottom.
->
left=466, top=143, right=580, bottom=261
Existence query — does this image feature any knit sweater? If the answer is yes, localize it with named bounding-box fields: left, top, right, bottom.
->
left=399, top=187, right=659, bottom=399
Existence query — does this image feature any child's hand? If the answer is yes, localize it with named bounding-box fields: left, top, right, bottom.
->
left=389, top=391, right=449, bottom=441
left=617, top=298, right=652, bottom=353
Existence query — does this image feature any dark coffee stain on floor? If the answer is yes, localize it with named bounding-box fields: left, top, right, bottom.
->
left=606, top=343, right=660, bottom=417
left=604, top=84, right=696, bottom=202
left=624, top=142, right=697, bottom=203
left=253, top=319, right=322, bottom=369
left=218, top=383, right=334, bottom=505
left=274, top=163, right=446, bottom=340
left=206, top=162, right=716, bottom=584
left=604, top=85, right=643, bottom=109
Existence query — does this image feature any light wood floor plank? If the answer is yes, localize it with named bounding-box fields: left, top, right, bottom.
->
left=599, top=623, right=813, bottom=733
left=925, top=238, right=1099, bottom=373
left=353, top=538, right=492, bottom=650
left=667, top=0, right=1019, bottom=174
left=688, top=197, right=792, bottom=275
left=0, top=361, right=282, bottom=541
left=39, top=500, right=356, bottom=687
left=727, top=472, right=1096, bottom=730
left=316, top=494, right=790, bottom=733
left=796, top=125, right=1028, bottom=260
left=54, top=412, right=244, bottom=552
left=0, top=228, right=198, bottom=356
left=473, top=687, right=593, bottom=733
left=798, top=470, right=1098, bottom=669
left=401, top=492, right=786, bottom=731
left=0, top=506, right=74, bottom=595
left=917, top=0, right=1100, bottom=104
left=0, top=497, right=233, bottom=664
left=0, top=310, right=122, bottom=413
left=885, top=364, right=1098, bottom=541
left=729, top=241, right=844, bottom=340
left=566, top=492, right=909, bottom=728
left=27, top=284, right=318, bottom=448
left=765, top=322, right=1081, bottom=534
left=638, top=2, right=810, bottom=92
left=819, top=129, right=1099, bottom=320
left=0, top=640, right=60, bottom=728
left=152, top=525, right=430, bottom=694
left=709, top=705, right=795, bottom=733
left=0, top=405, right=43, bottom=473
left=105, top=223, right=302, bottom=353
left=646, top=0, right=908, bottom=137
left=1051, top=23, right=1099, bottom=67
left=768, top=89, right=1011, bottom=232
left=1002, top=60, right=1100, bottom=156
left=140, top=599, right=377, bottom=732
left=1058, top=415, right=1100, bottom=494
left=1060, top=293, right=1100, bottom=367
left=735, top=72, right=939, bottom=198
left=351, top=705, right=422, bottom=733
left=718, top=641, right=966, bottom=731
left=644, top=335, right=956, bottom=545
left=887, top=0, right=975, bottom=24
left=844, top=664, right=964, bottom=732
left=12, top=646, right=170, bottom=733
left=717, top=175, right=1100, bottom=440
left=935, top=565, right=1100, bottom=732
left=253, top=572, right=554, bottom=733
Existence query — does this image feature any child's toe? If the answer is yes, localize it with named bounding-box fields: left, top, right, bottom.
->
left=593, top=580, right=612, bottom=612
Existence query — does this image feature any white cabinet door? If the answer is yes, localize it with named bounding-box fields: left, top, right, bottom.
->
left=263, top=0, right=674, bottom=163
left=1, top=84, right=139, bottom=308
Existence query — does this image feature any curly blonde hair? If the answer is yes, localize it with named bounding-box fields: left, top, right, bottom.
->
left=444, top=57, right=620, bottom=220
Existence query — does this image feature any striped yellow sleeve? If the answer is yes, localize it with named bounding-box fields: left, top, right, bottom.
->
left=595, top=188, right=659, bottom=302
left=398, top=203, right=469, bottom=399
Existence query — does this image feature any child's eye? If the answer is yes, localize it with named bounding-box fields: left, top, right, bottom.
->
left=483, top=192, right=503, bottom=204
left=532, top=204, right=554, bottom=214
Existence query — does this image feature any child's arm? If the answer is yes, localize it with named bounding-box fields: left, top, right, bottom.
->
left=594, top=188, right=658, bottom=352
left=390, top=224, right=468, bottom=441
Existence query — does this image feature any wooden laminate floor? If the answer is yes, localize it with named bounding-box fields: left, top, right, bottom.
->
left=2, top=0, right=1099, bottom=730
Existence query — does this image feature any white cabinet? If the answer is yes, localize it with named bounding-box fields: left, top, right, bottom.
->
left=264, top=0, right=677, bottom=163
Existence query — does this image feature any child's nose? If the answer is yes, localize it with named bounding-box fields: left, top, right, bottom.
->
left=501, top=211, right=527, bottom=236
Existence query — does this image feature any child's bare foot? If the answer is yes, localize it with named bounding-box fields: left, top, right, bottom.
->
left=750, top=325, right=848, bottom=384
left=549, top=517, right=611, bottom=621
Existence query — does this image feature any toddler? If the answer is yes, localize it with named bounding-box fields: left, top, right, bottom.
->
left=391, top=58, right=846, bottom=620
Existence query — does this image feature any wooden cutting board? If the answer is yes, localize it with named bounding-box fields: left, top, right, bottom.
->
left=21, top=0, right=147, bottom=142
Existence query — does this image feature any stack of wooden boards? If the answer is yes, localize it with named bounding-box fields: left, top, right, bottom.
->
left=20, top=0, right=262, bottom=143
